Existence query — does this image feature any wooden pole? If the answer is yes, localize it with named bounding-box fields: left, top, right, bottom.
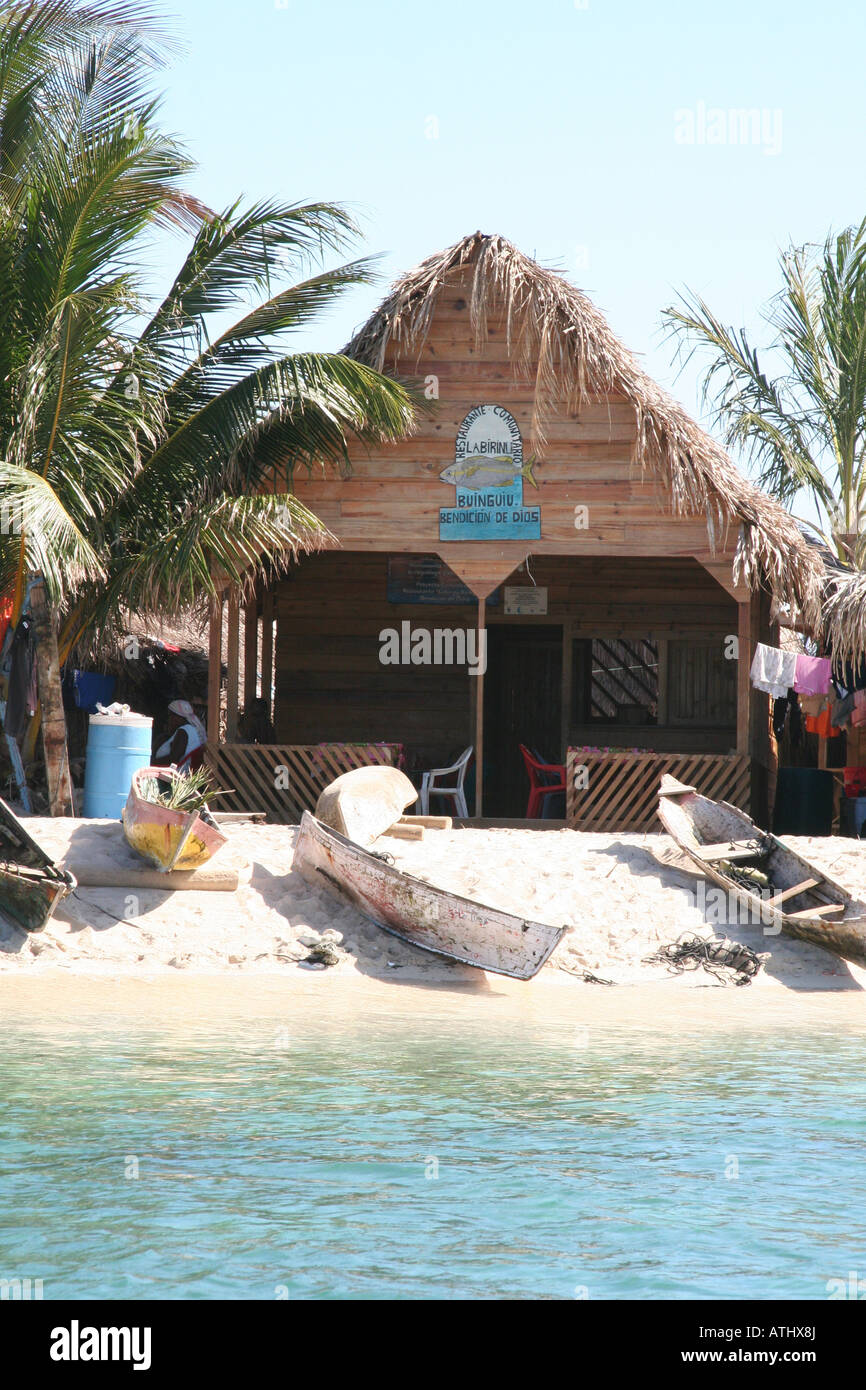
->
left=226, top=591, right=240, bottom=742
left=261, top=589, right=274, bottom=718
left=243, top=597, right=258, bottom=707
left=736, top=600, right=752, bottom=757
left=207, top=593, right=222, bottom=744
left=29, top=576, right=73, bottom=816
left=474, top=595, right=486, bottom=818
left=560, top=619, right=573, bottom=757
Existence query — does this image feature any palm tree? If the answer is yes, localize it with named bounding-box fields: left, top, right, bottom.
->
left=0, top=0, right=416, bottom=633
left=0, top=2, right=417, bottom=805
left=664, top=220, right=866, bottom=568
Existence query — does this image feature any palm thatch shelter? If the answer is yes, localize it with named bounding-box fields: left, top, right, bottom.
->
left=209, top=232, right=826, bottom=827
left=823, top=570, right=866, bottom=669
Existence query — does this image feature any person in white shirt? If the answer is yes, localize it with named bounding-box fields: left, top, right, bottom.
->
left=153, top=699, right=207, bottom=771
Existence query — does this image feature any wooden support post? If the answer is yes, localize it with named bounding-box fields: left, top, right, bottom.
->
left=261, top=589, right=274, bottom=718
left=243, top=598, right=258, bottom=707
left=29, top=576, right=73, bottom=816
left=737, top=600, right=752, bottom=757
left=656, top=637, right=669, bottom=727
left=226, top=592, right=240, bottom=742
left=560, top=620, right=573, bottom=758
left=474, top=595, right=486, bottom=818
left=207, top=593, right=223, bottom=743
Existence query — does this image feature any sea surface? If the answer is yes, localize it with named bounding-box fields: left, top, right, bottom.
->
left=1, top=976, right=865, bottom=1300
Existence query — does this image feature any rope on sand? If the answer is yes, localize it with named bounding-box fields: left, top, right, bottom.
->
left=557, top=962, right=615, bottom=985
left=644, top=932, right=769, bottom=986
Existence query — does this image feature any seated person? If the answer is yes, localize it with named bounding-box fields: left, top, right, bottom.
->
left=237, top=697, right=276, bottom=744
left=153, top=699, right=207, bottom=770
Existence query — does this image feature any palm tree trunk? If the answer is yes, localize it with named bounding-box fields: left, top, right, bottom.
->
left=29, top=576, right=74, bottom=816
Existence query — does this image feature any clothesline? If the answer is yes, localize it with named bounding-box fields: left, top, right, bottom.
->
left=749, top=644, right=831, bottom=700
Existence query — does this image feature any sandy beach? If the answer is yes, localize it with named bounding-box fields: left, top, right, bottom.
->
left=2, top=819, right=865, bottom=999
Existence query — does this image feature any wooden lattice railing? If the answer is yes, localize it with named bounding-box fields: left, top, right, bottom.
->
left=204, top=742, right=404, bottom=824
left=566, top=749, right=751, bottom=832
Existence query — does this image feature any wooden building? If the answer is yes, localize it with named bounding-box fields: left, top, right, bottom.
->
left=208, top=233, right=824, bottom=828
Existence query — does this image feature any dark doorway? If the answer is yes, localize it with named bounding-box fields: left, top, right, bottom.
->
left=483, top=625, right=563, bottom=817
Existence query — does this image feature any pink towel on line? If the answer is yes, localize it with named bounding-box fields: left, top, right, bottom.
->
left=793, top=653, right=832, bottom=697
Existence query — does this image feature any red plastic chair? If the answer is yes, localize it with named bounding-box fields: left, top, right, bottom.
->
left=519, top=744, right=567, bottom=819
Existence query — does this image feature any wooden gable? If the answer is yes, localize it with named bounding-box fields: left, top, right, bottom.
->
left=286, top=267, right=747, bottom=600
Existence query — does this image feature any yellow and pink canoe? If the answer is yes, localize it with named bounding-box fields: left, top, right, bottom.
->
left=121, top=766, right=227, bottom=873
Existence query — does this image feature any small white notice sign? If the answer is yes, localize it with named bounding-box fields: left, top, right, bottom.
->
left=504, top=586, right=548, bottom=615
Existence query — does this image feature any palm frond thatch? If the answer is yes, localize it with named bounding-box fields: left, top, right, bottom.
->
left=822, top=569, right=866, bottom=670
left=344, top=231, right=825, bottom=629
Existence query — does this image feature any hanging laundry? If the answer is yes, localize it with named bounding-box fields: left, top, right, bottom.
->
left=772, top=696, right=789, bottom=739
left=0, top=594, right=12, bottom=651
left=799, top=694, right=828, bottom=718
left=793, top=653, right=832, bottom=697
left=832, top=660, right=866, bottom=695
left=805, top=706, right=841, bottom=738
left=851, top=690, right=866, bottom=729
left=831, top=692, right=856, bottom=728
left=750, top=643, right=797, bottom=698
left=788, top=691, right=803, bottom=748
left=3, top=615, right=37, bottom=743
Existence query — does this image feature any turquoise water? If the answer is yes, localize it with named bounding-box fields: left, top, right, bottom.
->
left=2, top=985, right=866, bottom=1300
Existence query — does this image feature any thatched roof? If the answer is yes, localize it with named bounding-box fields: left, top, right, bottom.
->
left=345, top=232, right=825, bottom=629
left=822, top=570, right=866, bottom=669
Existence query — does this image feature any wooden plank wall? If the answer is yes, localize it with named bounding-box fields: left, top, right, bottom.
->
left=282, top=271, right=743, bottom=576
left=274, top=550, right=739, bottom=775
left=273, top=552, right=473, bottom=778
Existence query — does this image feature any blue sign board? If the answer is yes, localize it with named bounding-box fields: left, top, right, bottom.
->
left=438, top=404, right=541, bottom=541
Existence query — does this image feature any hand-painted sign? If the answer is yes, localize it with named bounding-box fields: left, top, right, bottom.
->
left=438, top=404, right=541, bottom=541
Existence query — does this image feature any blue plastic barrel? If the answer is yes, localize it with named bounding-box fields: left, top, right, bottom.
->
left=841, top=796, right=866, bottom=838
left=82, top=712, right=153, bottom=818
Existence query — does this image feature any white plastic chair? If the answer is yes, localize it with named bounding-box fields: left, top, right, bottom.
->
left=419, top=746, right=473, bottom=817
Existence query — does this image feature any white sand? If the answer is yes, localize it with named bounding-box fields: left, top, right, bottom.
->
left=1, top=820, right=865, bottom=995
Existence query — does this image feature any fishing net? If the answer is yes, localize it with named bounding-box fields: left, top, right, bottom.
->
left=717, top=861, right=776, bottom=899
left=644, top=932, right=769, bottom=986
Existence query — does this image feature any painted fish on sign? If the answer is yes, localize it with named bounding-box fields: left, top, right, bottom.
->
left=439, top=404, right=541, bottom=541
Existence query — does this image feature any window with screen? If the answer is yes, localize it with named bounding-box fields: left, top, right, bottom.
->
left=572, top=638, right=659, bottom=725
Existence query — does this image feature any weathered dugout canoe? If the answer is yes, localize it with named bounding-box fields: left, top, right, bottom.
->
left=293, top=810, right=566, bottom=979
left=122, top=767, right=227, bottom=873
left=657, top=777, right=866, bottom=967
left=0, top=796, right=76, bottom=932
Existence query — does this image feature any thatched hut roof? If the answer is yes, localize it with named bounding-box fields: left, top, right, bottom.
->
left=345, top=232, right=825, bottom=629
left=822, top=570, right=866, bottom=670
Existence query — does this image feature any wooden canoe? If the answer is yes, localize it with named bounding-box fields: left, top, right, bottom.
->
left=0, top=795, right=76, bottom=933
left=314, top=765, right=419, bottom=846
left=657, top=776, right=866, bottom=967
left=122, top=767, right=227, bottom=873
left=293, top=810, right=566, bottom=979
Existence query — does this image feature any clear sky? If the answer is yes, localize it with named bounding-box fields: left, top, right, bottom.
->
left=150, top=0, right=866, bottom=465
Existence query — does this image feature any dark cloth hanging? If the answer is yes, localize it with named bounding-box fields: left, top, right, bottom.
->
left=772, top=696, right=789, bottom=739
left=3, top=615, right=37, bottom=743
left=772, top=690, right=802, bottom=747
left=830, top=658, right=866, bottom=697
left=788, top=689, right=803, bottom=748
